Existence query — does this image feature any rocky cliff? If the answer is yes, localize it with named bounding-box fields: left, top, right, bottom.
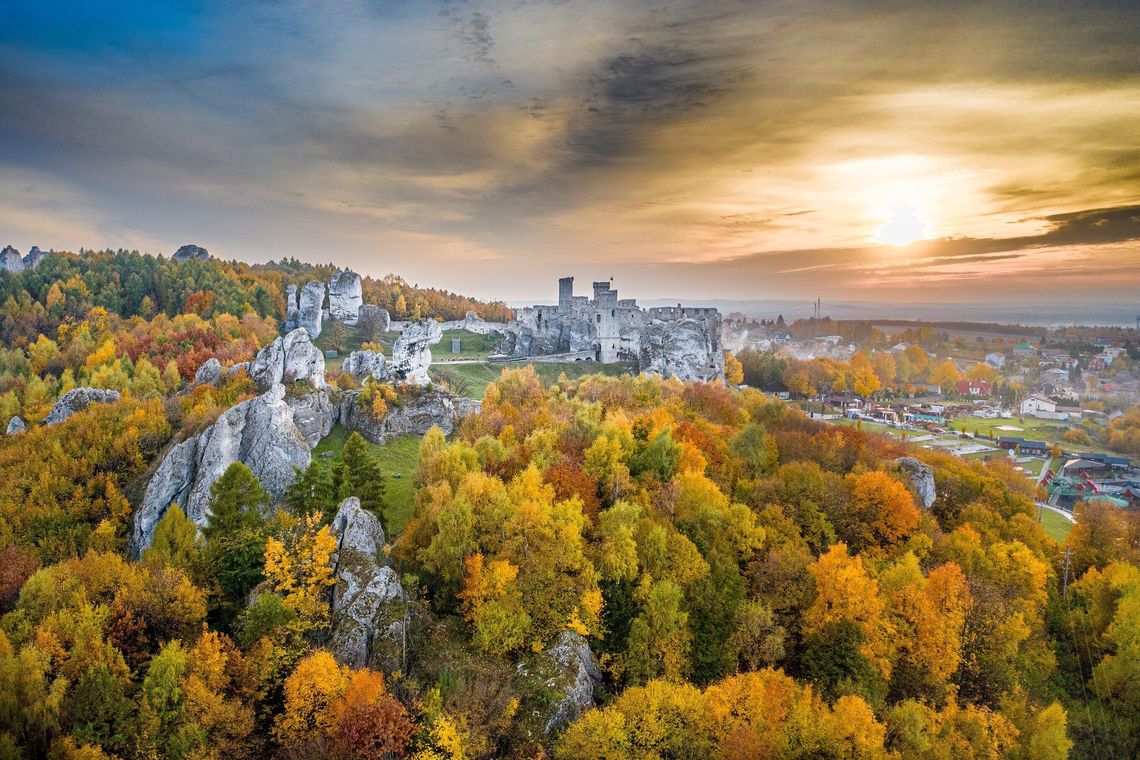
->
left=43, top=388, right=121, bottom=425
left=328, top=269, right=363, bottom=325
left=389, top=319, right=443, bottom=386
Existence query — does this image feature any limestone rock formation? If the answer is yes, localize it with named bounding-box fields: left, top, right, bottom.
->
left=298, top=281, right=325, bottom=339
left=6, top=416, right=25, bottom=435
left=538, top=632, right=603, bottom=734
left=329, top=497, right=406, bottom=670
left=894, top=457, right=937, bottom=509
left=193, top=358, right=222, bottom=386
left=285, top=388, right=336, bottom=447
left=172, top=244, right=210, bottom=261
left=389, top=320, right=443, bottom=386
left=638, top=318, right=723, bottom=383
left=328, top=269, right=363, bottom=325
left=1, top=245, right=24, bottom=274
left=285, top=283, right=300, bottom=329
left=131, top=384, right=314, bottom=553
left=43, top=388, right=121, bottom=425
left=357, top=304, right=391, bottom=336
left=22, top=246, right=45, bottom=269
left=341, top=350, right=387, bottom=382
left=341, top=386, right=460, bottom=444
left=247, top=328, right=326, bottom=393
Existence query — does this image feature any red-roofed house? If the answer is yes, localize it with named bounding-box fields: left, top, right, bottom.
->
left=956, top=379, right=991, bottom=397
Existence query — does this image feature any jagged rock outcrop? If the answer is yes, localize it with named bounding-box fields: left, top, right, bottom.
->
left=22, top=246, right=45, bottom=269
left=43, top=388, right=121, bottom=425
left=285, top=389, right=336, bottom=447
left=389, top=320, right=443, bottom=386
left=247, top=328, right=326, bottom=393
left=357, top=304, right=391, bottom=335
left=894, top=457, right=937, bottom=509
left=285, top=283, right=300, bottom=329
left=341, top=387, right=461, bottom=444
left=329, top=497, right=406, bottom=670
left=638, top=318, right=723, bottom=383
left=1, top=245, right=24, bottom=274
left=6, top=416, right=25, bottom=435
left=131, top=383, right=314, bottom=553
left=298, top=281, right=325, bottom=339
left=193, top=358, right=222, bottom=386
left=438, top=311, right=507, bottom=336
left=341, top=350, right=387, bottom=382
left=538, top=632, right=603, bottom=734
left=172, top=244, right=210, bottom=261
left=328, top=269, right=363, bottom=325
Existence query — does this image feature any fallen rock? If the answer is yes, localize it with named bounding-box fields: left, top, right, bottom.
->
left=298, top=281, right=325, bottom=339
left=247, top=328, right=326, bottom=393
left=172, top=244, right=210, bottom=261
left=328, top=269, right=363, bottom=325
left=131, top=384, right=313, bottom=552
left=389, top=320, right=443, bottom=386
left=894, top=456, right=937, bottom=509
left=6, top=416, right=25, bottom=435
left=193, top=358, right=222, bottom=386
left=341, top=349, right=387, bottom=382
left=329, top=497, right=407, bottom=670
left=43, top=388, right=121, bottom=425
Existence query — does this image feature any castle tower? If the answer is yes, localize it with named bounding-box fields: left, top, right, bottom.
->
left=558, top=276, right=574, bottom=310
left=592, top=281, right=621, bottom=363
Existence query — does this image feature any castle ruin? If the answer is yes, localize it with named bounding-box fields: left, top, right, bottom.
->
left=500, top=277, right=724, bottom=382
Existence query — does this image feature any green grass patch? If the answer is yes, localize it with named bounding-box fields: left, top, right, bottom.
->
left=313, top=425, right=422, bottom=535
left=436, top=329, right=502, bottom=360
left=1039, top=507, right=1073, bottom=543
left=431, top=360, right=633, bottom=399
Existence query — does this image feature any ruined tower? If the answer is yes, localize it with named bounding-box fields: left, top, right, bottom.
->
left=558, top=276, right=575, bottom=310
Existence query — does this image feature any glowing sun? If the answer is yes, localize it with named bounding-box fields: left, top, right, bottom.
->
left=875, top=200, right=929, bottom=245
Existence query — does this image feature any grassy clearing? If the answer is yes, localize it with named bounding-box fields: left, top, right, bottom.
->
left=431, top=361, right=633, bottom=399
left=436, top=329, right=502, bottom=360
left=1039, top=507, right=1073, bottom=543
left=313, top=425, right=422, bottom=535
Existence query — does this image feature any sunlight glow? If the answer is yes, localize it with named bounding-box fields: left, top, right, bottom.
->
left=874, top=200, right=929, bottom=245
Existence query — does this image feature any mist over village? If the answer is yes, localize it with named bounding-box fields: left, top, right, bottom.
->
left=1, top=2, right=1139, bottom=759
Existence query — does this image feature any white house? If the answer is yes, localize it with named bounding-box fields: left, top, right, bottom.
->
left=984, top=352, right=1006, bottom=368
left=1020, top=394, right=1057, bottom=417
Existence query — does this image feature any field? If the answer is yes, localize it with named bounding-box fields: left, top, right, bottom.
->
left=431, top=360, right=633, bottom=399
left=313, top=425, right=422, bottom=535
left=1039, top=507, right=1073, bottom=543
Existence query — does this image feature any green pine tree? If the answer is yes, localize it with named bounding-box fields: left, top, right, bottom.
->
left=202, top=462, right=269, bottom=541
left=285, top=459, right=337, bottom=523
left=339, top=432, right=387, bottom=519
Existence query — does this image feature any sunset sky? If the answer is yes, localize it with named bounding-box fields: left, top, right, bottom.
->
left=2, top=1, right=1139, bottom=304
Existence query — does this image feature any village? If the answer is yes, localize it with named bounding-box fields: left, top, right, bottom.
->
left=723, top=314, right=1140, bottom=516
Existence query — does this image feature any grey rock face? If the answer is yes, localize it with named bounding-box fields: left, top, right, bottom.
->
left=132, top=384, right=314, bottom=553
left=6, top=416, right=25, bottom=435
left=894, top=457, right=937, bottom=509
left=22, top=247, right=45, bottom=269
left=538, top=632, right=603, bottom=734
left=285, top=389, right=336, bottom=447
left=43, top=388, right=121, bottom=425
left=328, top=269, right=363, bottom=325
left=341, top=350, right=387, bottom=382
left=285, top=283, right=300, bottom=329
left=329, top=497, right=406, bottom=670
left=1, top=245, right=24, bottom=274
left=341, top=387, right=458, bottom=444
left=248, top=328, right=326, bottom=393
left=389, top=320, right=443, bottom=386
left=172, top=244, right=210, bottom=261
left=357, top=304, right=391, bottom=336
left=298, top=281, right=325, bottom=339
left=638, top=318, right=724, bottom=383
left=193, top=358, right=223, bottom=386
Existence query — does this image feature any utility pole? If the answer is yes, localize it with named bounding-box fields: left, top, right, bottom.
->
left=1062, top=546, right=1073, bottom=602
